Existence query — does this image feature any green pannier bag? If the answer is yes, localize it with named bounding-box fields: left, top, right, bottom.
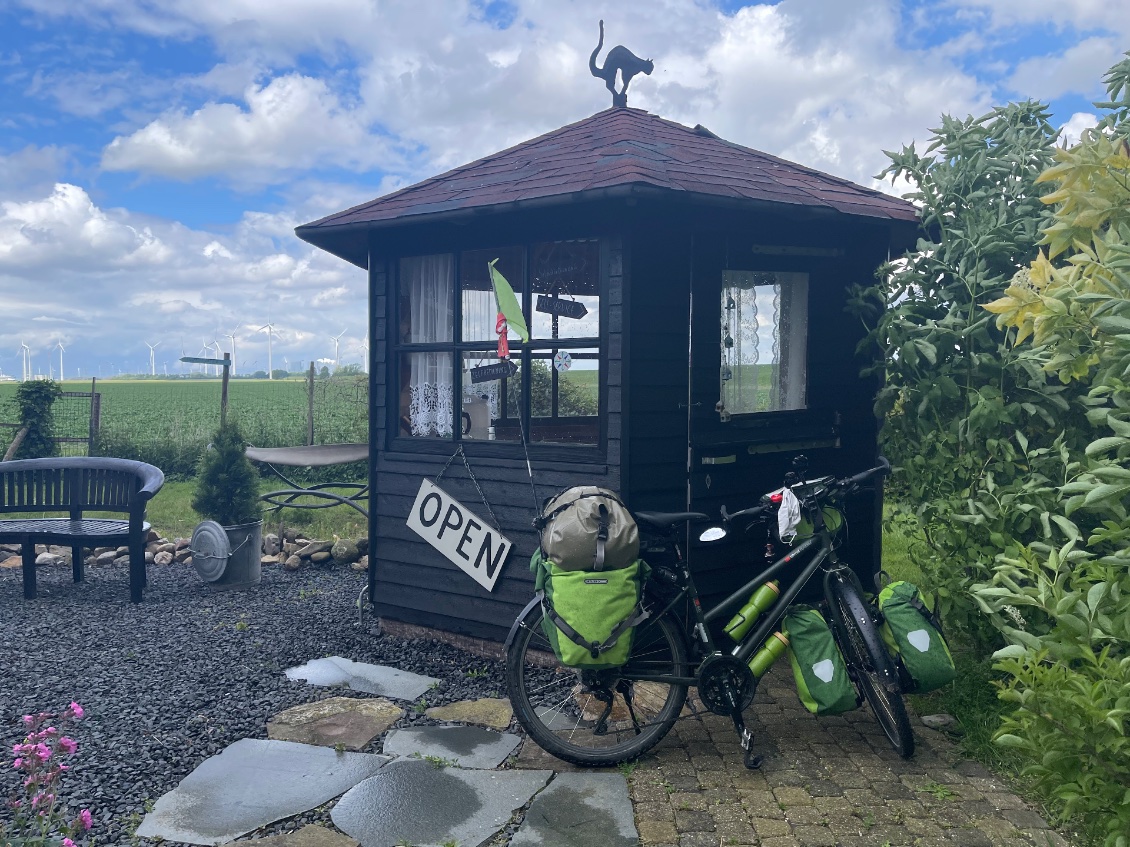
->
left=531, top=549, right=650, bottom=669
left=782, top=606, right=858, bottom=715
left=878, top=581, right=956, bottom=693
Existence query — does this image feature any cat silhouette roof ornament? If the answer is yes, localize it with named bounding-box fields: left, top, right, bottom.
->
left=589, top=20, right=653, bottom=108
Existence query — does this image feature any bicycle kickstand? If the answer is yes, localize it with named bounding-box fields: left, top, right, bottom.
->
left=726, top=691, right=763, bottom=770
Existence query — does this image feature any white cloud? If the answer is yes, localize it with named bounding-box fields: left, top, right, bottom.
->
left=944, top=0, right=1130, bottom=39
left=1059, top=111, right=1100, bottom=146
left=101, top=74, right=395, bottom=182
left=1007, top=37, right=1123, bottom=100
left=0, top=181, right=367, bottom=375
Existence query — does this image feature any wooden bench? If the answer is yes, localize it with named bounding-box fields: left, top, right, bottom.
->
left=0, top=457, right=165, bottom=602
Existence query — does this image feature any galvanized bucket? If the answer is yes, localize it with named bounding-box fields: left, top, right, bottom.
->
left=191, top=519, right=262, bottom=588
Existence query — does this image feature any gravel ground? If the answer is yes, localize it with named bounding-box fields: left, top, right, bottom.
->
left=0, top=559, right=511, bottom=846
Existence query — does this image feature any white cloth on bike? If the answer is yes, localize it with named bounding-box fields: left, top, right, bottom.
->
left=778, top=487, right=802, bottom=542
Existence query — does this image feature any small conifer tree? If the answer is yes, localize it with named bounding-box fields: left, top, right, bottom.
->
left=191, top=420, right=261, bottom=526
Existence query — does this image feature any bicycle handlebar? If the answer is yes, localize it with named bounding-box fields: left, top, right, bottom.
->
left=833, top=456, right=891, bottom=491
left=720, top=456, right=891, bottom=527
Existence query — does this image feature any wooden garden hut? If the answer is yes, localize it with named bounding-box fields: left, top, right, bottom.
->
left=295, top=106, right=918, bottom=645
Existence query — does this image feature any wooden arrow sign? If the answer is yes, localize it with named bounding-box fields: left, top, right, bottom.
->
left=470, top=359, right=519, bottom=384
left=179, top=356, right=230, bottom=367
left=536, top=295, right=588, bottom=320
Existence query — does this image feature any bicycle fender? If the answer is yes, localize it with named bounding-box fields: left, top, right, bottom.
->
left=504, top=592, right=545, bottom=651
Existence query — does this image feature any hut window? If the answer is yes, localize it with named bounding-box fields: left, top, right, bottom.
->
left=398, top=254, right=454, bottom=437
left=530, top=240, right=600, bottom=339
left=719, top=271, right=808, bottom=415
left=395, top=241, right=603, bottom=447
left=461, top=247, right=524, bottom=342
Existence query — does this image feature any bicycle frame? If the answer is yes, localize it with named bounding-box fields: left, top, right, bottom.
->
left=624, top=511, right=854, bottom=686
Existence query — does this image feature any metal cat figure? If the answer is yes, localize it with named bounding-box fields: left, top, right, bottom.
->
left=589, top=20, right=653, bottom=108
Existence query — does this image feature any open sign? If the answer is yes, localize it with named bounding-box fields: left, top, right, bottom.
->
left=406, top=479, right=513, bottom=592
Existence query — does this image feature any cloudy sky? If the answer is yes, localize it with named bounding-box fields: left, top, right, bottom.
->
left=1, top=0, right=1126, bottom=380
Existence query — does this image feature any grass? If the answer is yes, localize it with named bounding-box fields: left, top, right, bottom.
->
left=880, top=517, right=1024, bottom=773
left=134, top=478, right=368, bottom=541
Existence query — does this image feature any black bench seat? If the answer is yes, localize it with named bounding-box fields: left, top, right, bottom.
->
left=0, top=458, right=164, bottom=602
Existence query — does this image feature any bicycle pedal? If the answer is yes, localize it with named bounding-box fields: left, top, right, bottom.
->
left=740, top=728, right=754, bottom=751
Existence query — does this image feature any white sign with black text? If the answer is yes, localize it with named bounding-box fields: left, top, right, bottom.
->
left=406, top=478, right=513, bottom=592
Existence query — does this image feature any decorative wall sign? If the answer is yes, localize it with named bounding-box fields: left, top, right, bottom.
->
left=535, top=295, right=588, bottom=320
left=470, top=359, right=519, bottom=384
left=553, top=351, right=573, bottom=373
left=406, top=479, right=512, bottom=592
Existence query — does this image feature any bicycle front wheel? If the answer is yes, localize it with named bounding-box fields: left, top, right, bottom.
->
left=505, top=603, right=689, bottom=766
left=829, top=576, right=915, bottom=758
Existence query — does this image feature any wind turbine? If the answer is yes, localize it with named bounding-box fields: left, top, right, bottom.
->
left=330, top=329, right=346, bottom=371
left=225, top=327, right=239, bottom=376
left=145, top=341, right=160, bottom=376
left=258, top=320, right=278, bottom=379
left=19, top=342, right=30, bottom=382
left=360, top=338, right=369, bottom=374
left=56, top=342, right=65, bottom=382
left=211, top=340, right=225, bottom=376
left=197, top=340, right=211, bottom=376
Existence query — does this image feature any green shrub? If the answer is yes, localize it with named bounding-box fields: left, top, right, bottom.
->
left=12, top=379, right=63, bottom=459
left=191, top=421, right=262, bottom=526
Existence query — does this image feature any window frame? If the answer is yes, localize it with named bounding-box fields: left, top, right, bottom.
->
left=389, top=237, right=608, bottom=460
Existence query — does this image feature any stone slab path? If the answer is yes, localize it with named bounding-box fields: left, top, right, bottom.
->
left=330, top=759, right=551, bottom=847
left=510, top=772, right=637, bottom=847
left=383, top=725, right=522, bottom=770
left=135, top=739, right=391, bottom=846
left=285, top=656, right=439, bottom=701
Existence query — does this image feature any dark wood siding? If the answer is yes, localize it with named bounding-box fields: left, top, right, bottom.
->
left=625, top=208, right=890, bottom=624
left=368, top=224, right=625, bottom=643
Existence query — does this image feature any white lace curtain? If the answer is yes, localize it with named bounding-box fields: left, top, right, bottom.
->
left=403, top=254, right=454, bottom=436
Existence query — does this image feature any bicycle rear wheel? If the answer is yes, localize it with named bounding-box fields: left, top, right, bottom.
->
left=505, top=603, right=689, bottom=766
left=829, top=576, right=915, bottom=758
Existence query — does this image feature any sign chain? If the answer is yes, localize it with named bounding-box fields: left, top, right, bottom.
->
left=435, top=445, right=502, bottom=531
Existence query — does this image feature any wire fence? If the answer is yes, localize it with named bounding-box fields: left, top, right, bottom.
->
left=0, top=375, right=369, bottom=479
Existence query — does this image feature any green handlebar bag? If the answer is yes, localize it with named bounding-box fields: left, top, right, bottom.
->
left=782, top=606, right=858, bottom=715
left=531, top=549, right=650, bottom=669
left=877, top=581, right=956, bottom=693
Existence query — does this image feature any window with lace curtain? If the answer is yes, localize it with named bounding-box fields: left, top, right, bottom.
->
left=718, top=270, right=808, bottom=418
left=396, top=241, right=602, bottom=447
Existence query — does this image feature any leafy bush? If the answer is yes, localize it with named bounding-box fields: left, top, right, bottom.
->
left=12, top=380, right=63, bottom=459
left=966, top=54, right=1130, bottom=847
left=191, top=421, right=262, bottom=526
left=854, top=100, right=1067, bottom=637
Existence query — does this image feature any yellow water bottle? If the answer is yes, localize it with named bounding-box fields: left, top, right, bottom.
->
left=723, top=580, right=781, bottom=641
left=748, top=631, right=789, bottom=677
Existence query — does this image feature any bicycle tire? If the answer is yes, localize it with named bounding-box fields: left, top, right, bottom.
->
left=829, top=576, right=915, bottom=758
left=506, top=603, right=689, bottom=766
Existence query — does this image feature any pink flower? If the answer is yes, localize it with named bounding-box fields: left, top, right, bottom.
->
left=63, top=838, right=76, bottom=847
left=68, top=702, right=84, bottom=719
left=57, top=737, right=78, bottom=755
left=22, top=715, right=35, bottom=727
left=31, top=791, right=54, bottom=809
left=13, top=758, right=23, bottom=768
left=79, top=808, right=92, bottom=830
left=34, top=743, right=52, bottom=761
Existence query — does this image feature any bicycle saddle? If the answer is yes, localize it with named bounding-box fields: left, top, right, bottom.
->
left=633, top=511, right=710, bottom=531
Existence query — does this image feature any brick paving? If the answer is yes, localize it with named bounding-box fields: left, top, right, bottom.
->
left=619, top=667, right=1069, bottom=847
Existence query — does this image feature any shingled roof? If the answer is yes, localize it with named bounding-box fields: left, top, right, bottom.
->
left=297, top=107, right=917, bottom=264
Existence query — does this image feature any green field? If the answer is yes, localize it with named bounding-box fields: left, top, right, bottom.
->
left=0, top=377, right=368, bottom=477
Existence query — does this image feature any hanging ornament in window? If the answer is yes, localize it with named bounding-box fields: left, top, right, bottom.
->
left=553, top=350, right=573, bottom=372
left=721, top=365, right=732, bottom=381
left=724, top=334, right=734, bottom=349
left=536, top=294, right=588, bottom=320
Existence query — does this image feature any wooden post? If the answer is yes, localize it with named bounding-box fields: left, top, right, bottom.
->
left=307, top=361, right=315, bottom=446
left=220, top=353, right=231, bottom=427
left=88, top=377, right=99, bottom=454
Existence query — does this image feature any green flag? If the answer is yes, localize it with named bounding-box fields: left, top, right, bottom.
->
left=489, top=259, right=529, bottom=343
